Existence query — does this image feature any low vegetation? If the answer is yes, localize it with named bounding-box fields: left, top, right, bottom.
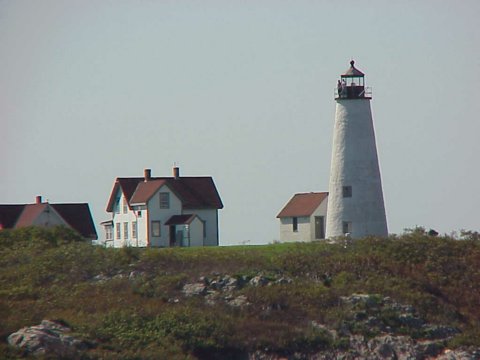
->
left=1, top=226, right=479, bottom=359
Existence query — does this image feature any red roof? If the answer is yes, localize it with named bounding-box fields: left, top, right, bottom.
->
left=15, top=203, right=49, bottom=227
left=0, top=202, right=97, bottom=240
left=276, top=192, right=328, bottom=218
left=106, top=175, right=223, bottom=212
left=130, top=180, right=167, bottom=205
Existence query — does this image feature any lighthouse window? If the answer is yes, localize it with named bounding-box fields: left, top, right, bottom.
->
left=342, top=221, right=352, bottom=235
left=292, top=217, right=298, bottom=232
left=343, top=186, right=352, bottom=198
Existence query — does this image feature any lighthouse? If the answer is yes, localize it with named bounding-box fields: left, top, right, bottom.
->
left=325, top=60, right=388, bottom=239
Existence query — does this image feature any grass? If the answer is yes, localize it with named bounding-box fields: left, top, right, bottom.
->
left=1, top=226, right=479, bottom=359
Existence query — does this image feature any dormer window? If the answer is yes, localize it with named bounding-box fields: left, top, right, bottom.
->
left=159, top=192, right=170, bottom=209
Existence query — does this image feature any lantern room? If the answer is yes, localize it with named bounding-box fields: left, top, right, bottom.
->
left=336, top=60, right=371, bottom=99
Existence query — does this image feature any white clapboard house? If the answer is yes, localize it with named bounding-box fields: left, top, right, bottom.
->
left=102, top=167, right=223, bottom=248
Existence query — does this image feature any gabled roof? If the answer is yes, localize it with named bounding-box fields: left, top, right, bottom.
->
left=0, top=202, right=97, bottom=240
left=130, top=179, right=167, bottom=205
left=106, top=175, right=223, bottom=212
left=15, top=203, right=49, bottom=228
left=165, top=214, right=198, bottom=226
left=276, top=192, right=328, bottom=218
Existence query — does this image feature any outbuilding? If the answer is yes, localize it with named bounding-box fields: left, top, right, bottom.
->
left=276, top=192, right=328, bottom=242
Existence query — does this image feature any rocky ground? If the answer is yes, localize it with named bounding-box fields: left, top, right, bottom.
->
left=9, top=272, right=479, bottom=359
left=180, top=274, right=480, bottom=359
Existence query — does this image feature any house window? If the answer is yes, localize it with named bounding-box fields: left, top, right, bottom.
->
left=137, top=211, right=142, bottom=218
left=105, top=226, right=113, bottom=240
left=292, top=217, right=298, bottom=232
left=159, top=192, right=170, bottom=209
left=115, top=197, right=121, bottom=214
left=124, top=222, right=129, bottom=240
left=132, top=221, right=137, bottom=239
left=343, top=186, right=352, bottom=198
left=151, top=221, right=161, bottom=237
left=342, top=221, right=352, bottom=235
left=116, top=223, right=121, bottom=239
left=123, top=198, right=128, bottom=214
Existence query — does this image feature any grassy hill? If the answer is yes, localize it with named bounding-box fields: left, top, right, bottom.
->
left=1, top=227, right=479, bottom=359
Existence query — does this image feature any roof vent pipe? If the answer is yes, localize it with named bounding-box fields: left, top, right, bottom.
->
left=173, top=166, right=180, bottom=179
left=35, top=195, right=42, bottom=204
left=144, top=169, right=151, bottom=182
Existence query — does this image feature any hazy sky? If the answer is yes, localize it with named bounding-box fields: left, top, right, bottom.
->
left=1, top=1, right=479, bottom=245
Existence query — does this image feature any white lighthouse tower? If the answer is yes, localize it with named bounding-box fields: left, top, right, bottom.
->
left=325, top=60, right=388, bottom=239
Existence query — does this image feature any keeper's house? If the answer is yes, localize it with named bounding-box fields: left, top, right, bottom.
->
left=102, top=167, right=223, bottom=248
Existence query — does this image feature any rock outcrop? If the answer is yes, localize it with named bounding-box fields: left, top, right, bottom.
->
left=248, top=293, right=478, bottom=359
left=180, top=275, right=479, bottom=359
left=181, top=272, right=292, bottom=307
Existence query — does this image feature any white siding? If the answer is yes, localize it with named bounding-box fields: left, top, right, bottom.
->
left=279, top=216, right=310, bottom=242
left=309, top=199, right=328, bottom=241
left=187, top=208, right=218, bottom=246
left=33, top=205, right=68, bottom=228
left=111, top=189, right=139, bottom=248
left=146, top=185, right=182, bottom=247
left=107, top=189, right=147, bottom=248
left=188, top=217, right=204, bottom=247
left=133, top=205, right=147, bottom=247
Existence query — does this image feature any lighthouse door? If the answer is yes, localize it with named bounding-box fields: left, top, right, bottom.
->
left=315, top=216, right=325, bottom=239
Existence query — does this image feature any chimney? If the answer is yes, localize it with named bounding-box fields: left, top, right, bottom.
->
left=173, top=166, right=180, bottom=179
left=35, top=195, right=42, bottom=204
left=144, top=169, right=151, bottom=182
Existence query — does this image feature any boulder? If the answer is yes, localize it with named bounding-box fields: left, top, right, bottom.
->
left=7, top=320, right=87, bottom=357
left=182, top=282, right=207, bottom=296
left=250, top=275, right=269, bottom=287
left=228, top=295, right=249, bottom=307
left=367, top=335, right=418, bottom=359
left=436, top=348, right=480, bottom=360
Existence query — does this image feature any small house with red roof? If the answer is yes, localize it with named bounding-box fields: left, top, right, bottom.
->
left=0, top=196, right=97, bottom=241
left=102, top=167, right=223, bottom=248
left=276, top=192, right=328, bottom=242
